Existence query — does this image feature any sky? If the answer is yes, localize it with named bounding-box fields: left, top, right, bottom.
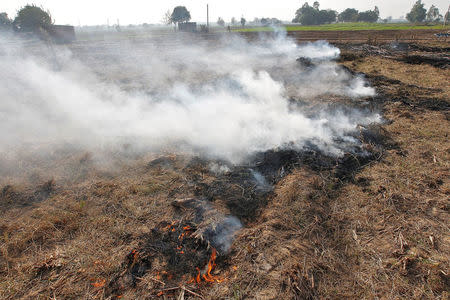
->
left=2, top=0, right=449, bottom=26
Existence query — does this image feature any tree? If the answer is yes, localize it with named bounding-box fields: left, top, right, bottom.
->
left=240, top=17, right=246, bottom=26
left=162, top=9, right=172, bottom=25
left=446, top=6, right=450, bottom=25
left=313, top=1, right=320, bottom=10
left=338, top=8, right=359, bottom=22
left=251, top=17, right=260, bottom=25
left=292, top=2, right=337, bottom=25
left=426, top=5, right=441, bottom=22
left=0, top=12, right=12, bottom=30
left=260, top=17, right=282, bottom=26
left=406, top=0, right=426, bottom=23
left=13, top=4, right=53, bottom=32
left=320, top=10, right=337, bottom=24
left=217, top=17, right=225, bottom=26
left=357, top=7, right=380, bottom=23
left=231, top=17, right=237, bottom=25
left=171, top=6, right=191, bottom=25
left=297, top=4, right=319, bottom=25
left=293, top=2, right=312, bottom=23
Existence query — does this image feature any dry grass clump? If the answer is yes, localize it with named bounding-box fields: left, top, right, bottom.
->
left=209, top=51, right=449, bottom=299
left=355, top=57, right=450, bottom=97
left=0, top=155, right=188, bottom=299
left=326, top=109, right=449, bottom=298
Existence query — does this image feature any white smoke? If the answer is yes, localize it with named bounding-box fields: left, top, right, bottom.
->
left=0, top=32, right=379, bottom=167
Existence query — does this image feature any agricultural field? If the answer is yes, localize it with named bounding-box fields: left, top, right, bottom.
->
left=0, top=30, right=449, bottom=300
left=234, top=22, right=450, bottom=32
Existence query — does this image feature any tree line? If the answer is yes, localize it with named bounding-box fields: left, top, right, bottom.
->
left=292, top=1, right=448, bottom=25
left=2, top=1, right=449, bottom=32
left=166, top=1, right=449, bottom=28
left=292, top=1, right=379, bottom=25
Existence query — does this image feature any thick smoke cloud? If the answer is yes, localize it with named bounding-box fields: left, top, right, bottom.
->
left=0, top=32, right=379, bottom=168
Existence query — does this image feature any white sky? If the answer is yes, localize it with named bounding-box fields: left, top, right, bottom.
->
left=2, top=0, right=449, bottom=25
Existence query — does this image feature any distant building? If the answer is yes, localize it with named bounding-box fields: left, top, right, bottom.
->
left=47, top=25, right=76, bottom=43
left=178, top=22, right=197, bottom=32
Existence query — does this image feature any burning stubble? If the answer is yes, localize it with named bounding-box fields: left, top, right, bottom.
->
left=0, top=30, right=386, bottom=295
left=0, top=31, right=379, bottom=173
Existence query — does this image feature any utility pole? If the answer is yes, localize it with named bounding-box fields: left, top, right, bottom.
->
left=207, top=4, right=209, bottom=29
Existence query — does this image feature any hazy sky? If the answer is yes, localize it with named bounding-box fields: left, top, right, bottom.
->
left=2, top=0, right=449, bottom=25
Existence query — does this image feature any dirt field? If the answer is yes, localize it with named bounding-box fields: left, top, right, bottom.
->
left=240, top=28, right=448, bottom=43
left=0, top=33, right=449, bottom=299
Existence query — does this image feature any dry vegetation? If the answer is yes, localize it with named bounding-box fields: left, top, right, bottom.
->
left=0, top=39, right=449, bottom=299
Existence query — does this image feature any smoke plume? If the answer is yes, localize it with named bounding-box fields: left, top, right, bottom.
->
left=0, top=31, right=379, bottom=170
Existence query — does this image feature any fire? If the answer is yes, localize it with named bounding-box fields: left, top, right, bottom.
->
left=190, top=248, right=224, bottom=284
left=160, top=221, right=225, bottom=285
left=91, top=278, right=106, bottom=288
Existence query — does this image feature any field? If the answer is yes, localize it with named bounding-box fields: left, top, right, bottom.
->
left=0, top=30, right=449, bottom=299
left=234, top=22, right=450, bottom=32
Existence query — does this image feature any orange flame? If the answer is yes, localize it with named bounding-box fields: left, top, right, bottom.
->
left=190, top=248, right=223, bottom=284
left=91, top=278, right=106, bottom=288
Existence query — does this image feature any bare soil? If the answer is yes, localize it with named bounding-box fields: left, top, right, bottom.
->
left=240, top=29, right=450, bottom=44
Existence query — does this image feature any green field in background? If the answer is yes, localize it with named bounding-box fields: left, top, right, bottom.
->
left=234, top=23, right=450, bottom=32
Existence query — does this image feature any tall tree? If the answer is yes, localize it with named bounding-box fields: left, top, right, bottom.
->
left=13, top=4, right=53, bottom=32
left=445, top=6, right=450, bottom=25
left=320, top=10, right=337, bottom=24
left=293, top=2, right=312, bottom=23
left=406, top=0, right=426, bottom=23
left=0, top=12, right=12, bottom=30
left=338, top=8, right=359, bottom=22
left=357, top=7, right=380, bottom=23
left=171, top=6, right=191, bottom=25
left=240, top=17, right=246, bottom=26
left=162, top=9, right=172, bottom=25
left=426, top=5, right=441, bottom=22
left=293, top=2, right=337, bottom=25
left=313, top=1, right=320, bottom=10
